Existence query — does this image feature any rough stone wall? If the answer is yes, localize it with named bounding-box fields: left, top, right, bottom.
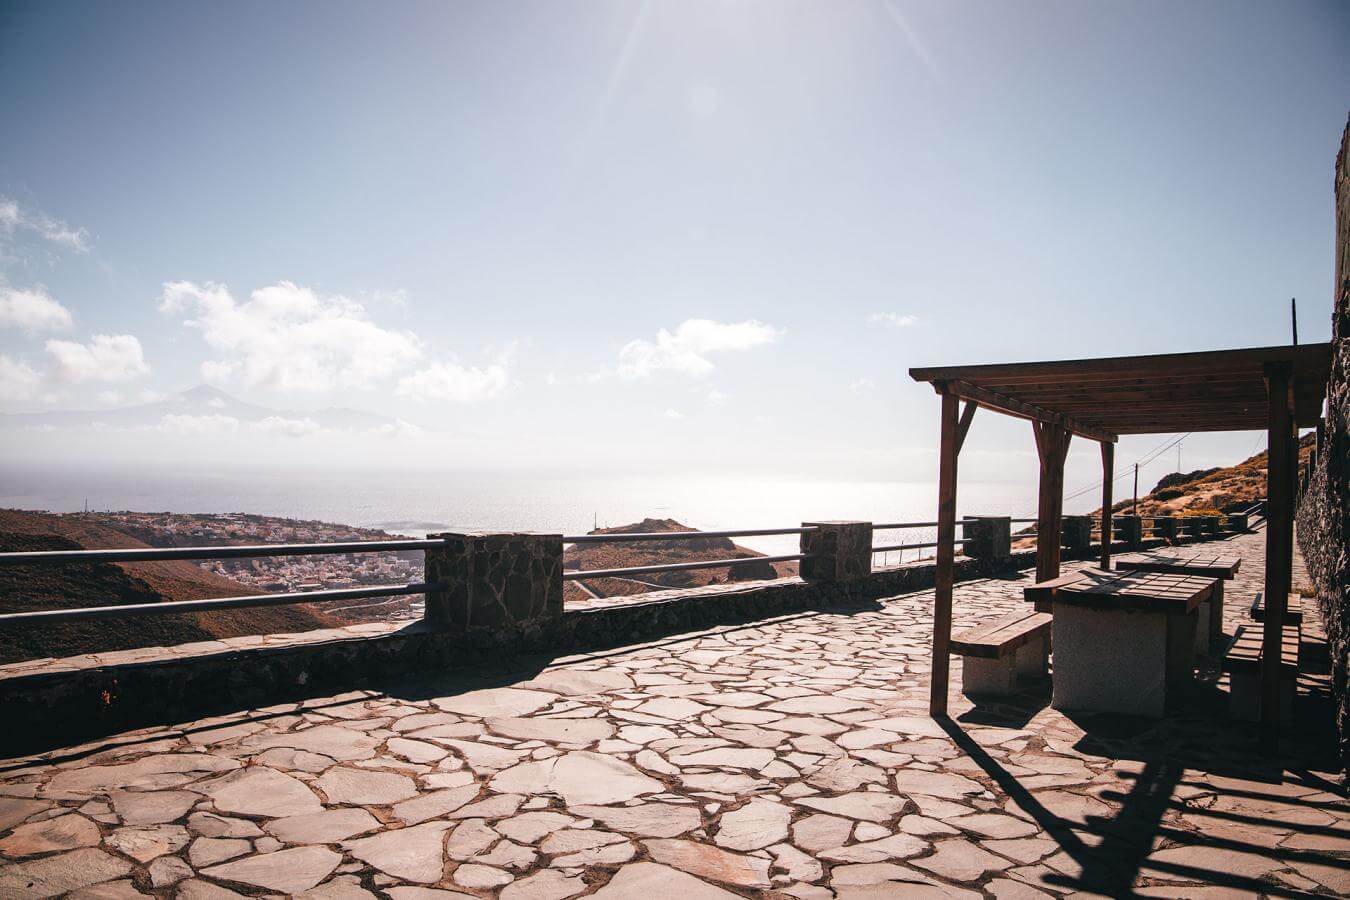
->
left=1296, top=116, right=1350, bottom=770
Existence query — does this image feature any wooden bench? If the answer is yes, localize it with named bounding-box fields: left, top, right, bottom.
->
left=951, top=610, right=1052, bottom=697
left=1224, top=620, right=1301, bottom=724
left=1250, top=591, right=1303, bottom=624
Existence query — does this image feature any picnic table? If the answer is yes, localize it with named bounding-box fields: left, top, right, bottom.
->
left=1025, top=567, right=1220, bottom=717
left=1112, top=550, right=1241, bottom=651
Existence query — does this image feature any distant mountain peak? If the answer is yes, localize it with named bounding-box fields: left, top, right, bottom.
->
left=179, top=384, right=235, bottom=402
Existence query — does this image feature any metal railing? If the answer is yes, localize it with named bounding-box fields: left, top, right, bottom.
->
left=0, top=539, right=444, bottom=566
left=10, top=500, right=1254, bottom=629
left=0, top=539, right=446, bottom=627
left=871, top=518, right=976, bottom=556
left=563, top=554, right=809, bottom=581
left=561, top=526, right=816, bottom=582
left=563, top=526, right=815, bottom=544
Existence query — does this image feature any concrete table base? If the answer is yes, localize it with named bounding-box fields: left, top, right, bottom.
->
left=1051, top=602, right=1198, bottom=716
left=1193, top=584, right=1225, bottom=653
left=1051, top=606, right=1173, bottom=717
left=1165, top=611, right=1199, bottom=688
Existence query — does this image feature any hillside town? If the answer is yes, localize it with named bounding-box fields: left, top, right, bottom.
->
left=78, top=510, right=425, bottom=596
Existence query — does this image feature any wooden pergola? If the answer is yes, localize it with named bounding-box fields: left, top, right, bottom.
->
left=909, top=343, right=1332, bottom=739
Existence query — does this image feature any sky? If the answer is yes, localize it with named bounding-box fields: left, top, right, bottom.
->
left=1, top=0, right=1347, bottom=495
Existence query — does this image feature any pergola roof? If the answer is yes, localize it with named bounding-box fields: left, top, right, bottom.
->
left=909, top=343, right=1332, bottom=442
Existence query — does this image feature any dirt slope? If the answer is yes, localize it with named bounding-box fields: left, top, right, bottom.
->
left=564, top=517, right=796, bottom=601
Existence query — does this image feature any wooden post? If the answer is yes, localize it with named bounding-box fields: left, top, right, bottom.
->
left=929, top=389, right=961, bottom=717
left=1261, top=362, right=1294, bottom=747
left=1100, top=441, right=1114, bottom=570
left=1033, top=422, right=1071, bottom=607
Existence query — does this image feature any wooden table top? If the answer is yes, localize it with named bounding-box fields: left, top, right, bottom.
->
left=1024, top=567, right=1218, bottom=613
left=1112, top=550, right=1241, bottom=579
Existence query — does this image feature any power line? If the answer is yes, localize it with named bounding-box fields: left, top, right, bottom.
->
left=1021, top=431, right=1193, bottom=516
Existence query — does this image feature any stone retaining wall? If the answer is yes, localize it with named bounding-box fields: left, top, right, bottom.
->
left=1295, top=116, right=1350, bottom=771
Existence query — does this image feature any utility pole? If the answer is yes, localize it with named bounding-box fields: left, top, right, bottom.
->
left=1177, top=439, right=1182, bottom=473
left=1291, top=297, right=1298, bottom=346
left=1133, top=463, right=1139, bottom=516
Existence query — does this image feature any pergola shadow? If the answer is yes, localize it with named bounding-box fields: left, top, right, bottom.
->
left=938, top=683, right=1348, bottom=898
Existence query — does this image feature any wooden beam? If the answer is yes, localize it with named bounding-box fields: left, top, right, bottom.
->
left=929, top=391, right=961, bottom=718
left=1100, top=441, right=1114, bottom=570
left=945, top=379, right=1116, bottom=443
left=909, top=343, right=1332, bottom=385
left=1261, top=362, right=1294, bottom=749
left=955, top=400, right=978, bottom=454
left=1033, top=422, right=1070, bottom=604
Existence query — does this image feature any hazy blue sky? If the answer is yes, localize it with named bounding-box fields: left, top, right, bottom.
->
left=1, top=0, right=1347, bottom=492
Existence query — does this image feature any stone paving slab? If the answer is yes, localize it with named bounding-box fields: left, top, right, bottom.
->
left=1, top=530, right=1347, bottom=898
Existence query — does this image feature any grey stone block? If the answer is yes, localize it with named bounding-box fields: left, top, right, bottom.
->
left=964, top=517, right=1011, bottom=562
left=800, top=521, right=872, bottom=584
left=1113, top=516, right=1143, bottom=546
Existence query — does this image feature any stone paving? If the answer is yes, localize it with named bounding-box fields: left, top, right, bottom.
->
left=1, top=529, right=1347, bottom=898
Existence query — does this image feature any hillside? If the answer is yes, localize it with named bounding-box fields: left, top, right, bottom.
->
left=1102, top=434, right=1314, bottom=519
left=564, top=517, right=796, bottom=603
left=0, top=508, right=332, bottom=663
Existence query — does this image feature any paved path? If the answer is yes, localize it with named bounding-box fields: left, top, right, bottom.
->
left=1, top=530, right=1346, bottom=898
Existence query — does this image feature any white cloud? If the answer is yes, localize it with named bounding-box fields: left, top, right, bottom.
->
left=366, top=419, right=423, bottom=438
left=45, top=334, right=149, bottom=382
left=397, top=358, right=511, bottom=403
left=0, top=355, right=42, bottom=403
left=616, top=318, right=783, bottom=379
left=0, top=197, right=91, bottom=252
left=868, top=312, right=918, bottom=328
left=160, top=280, right=422, bottom=392
left=0, top=286, right=73, bottom=332
left=158, top=413, right=241, bottom=436
left=706, top=387, right=729, bottom=405
left=663, top=408, right=686, bottom=420
left=850, top=378, right=878, bottom=392
left=250, top=415, right=323, bottom=438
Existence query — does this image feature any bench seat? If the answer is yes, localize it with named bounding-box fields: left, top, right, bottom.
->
left=952, top=610, right=1051, bottom=696
left=1249, top=591, right=1303, bottom=624
left=1224, top=621, right=1300, bottom=723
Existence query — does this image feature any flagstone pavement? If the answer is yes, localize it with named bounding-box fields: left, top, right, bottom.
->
left=1, top=528, right=1346, bottom=898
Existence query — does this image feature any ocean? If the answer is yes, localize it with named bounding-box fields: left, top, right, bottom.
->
left=0, top=462, right=1049, bottom=557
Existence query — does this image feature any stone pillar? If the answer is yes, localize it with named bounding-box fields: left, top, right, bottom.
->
left=1153, top=516, right=1178, bottom=541
left=1060, top=516, right=1093, bottom=552
left=1182, top=517, right=1205, bottom=541
left=424, top=532, right=563, bottom=635
left=1201, top=515, right=1221, bottom=538
left=1114, top=515, right=1143, bottom=546
left=800, top=521, right=872, bottom=583
left=1227, top=512, right=1249, bottom=533
left=964, top=516, right=1011, bottom=562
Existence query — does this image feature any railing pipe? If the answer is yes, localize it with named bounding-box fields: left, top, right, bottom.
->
left=0, top=539, right=446, bottom=566
left=563, top=553, right=807, bottom=581
left=563, top=527, right=815, bottom=544
left=871, top=539, right=972, bottom=553
left=0, top=582, right=441, bottom=626
left=872, top=519, right=976, bottom=530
